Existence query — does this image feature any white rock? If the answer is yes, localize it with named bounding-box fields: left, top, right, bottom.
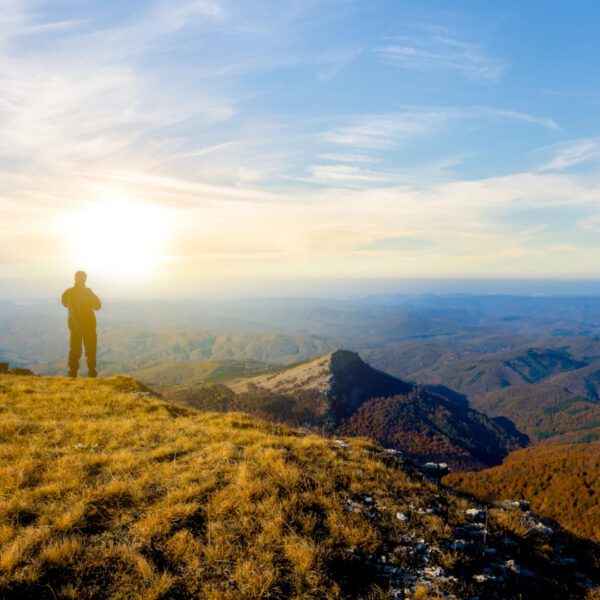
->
left=396, top=512, right=409, bottom=522
left=466, top=508, right=486, bottom=521
left=333, top=439, right=349, bottom=448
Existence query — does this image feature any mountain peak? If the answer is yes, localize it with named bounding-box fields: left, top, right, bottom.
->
left=228, top=348, right=412, bottom=424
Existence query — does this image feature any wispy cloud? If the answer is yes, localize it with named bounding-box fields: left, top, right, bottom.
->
left=317, top=153, right=379, bottom=164
left=324, top=110, right=451, bottom=148
left=577, top=213, right=600, bottom=231
left=324, top=107, right=558, bottom=149
left=478, top=108, right=559, bottom=131
left=539, top=139, right=600, bottom=171
left=2, top=2, right=600, bottom=285
left=316, top=47, right=363, bottom=81
left=376, top=25, right=507, bottom=83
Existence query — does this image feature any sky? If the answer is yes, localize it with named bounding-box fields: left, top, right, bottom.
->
left=2, top=0, right=600, bottom=297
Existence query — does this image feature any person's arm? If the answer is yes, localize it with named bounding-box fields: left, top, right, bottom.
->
left=88, top=289, right=102, bottom=311
left=61, top=289, right=70, bottom=308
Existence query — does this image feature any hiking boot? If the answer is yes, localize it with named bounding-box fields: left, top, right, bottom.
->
left=88, top=370, right=97, bottom=378
left=68, top=371, right=77, bottom=378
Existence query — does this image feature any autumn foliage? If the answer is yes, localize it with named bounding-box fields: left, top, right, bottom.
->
left=445, top=442, right=600, bottom=541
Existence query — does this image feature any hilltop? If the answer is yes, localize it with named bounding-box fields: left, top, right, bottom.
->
left=0, top=373, right=599, bottom=599
left=228, top=350, right=413, bottom=423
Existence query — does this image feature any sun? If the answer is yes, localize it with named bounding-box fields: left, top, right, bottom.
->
left=63, top=199, right=171, bottom=279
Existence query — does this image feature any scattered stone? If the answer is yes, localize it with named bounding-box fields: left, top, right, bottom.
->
left=420, top=462, right=450, bottom=479
left=385, top=448, right=402, bottom=456
left=505, top=559, right=521, bottom=574
left=501, top=499, right=530, bottom=511
left=448, top=539, right=467, bottom=551
left=396, top=512, right=409, bottom=522
left=528, top=522, right=553, bottom=537
left=465, top=508, right=486, bottom=522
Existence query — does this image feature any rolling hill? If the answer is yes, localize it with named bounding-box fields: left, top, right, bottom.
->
left=407, top=347, right=589, bottom=397
left=0, top=372, right=598, bottom=599
left=471, top=364, right=600, bottom=444
left=445, top=442, right=600, bottom=542
left=126, top=359, right=278, bottom=389
left=31, top=330, right=333, bottom=377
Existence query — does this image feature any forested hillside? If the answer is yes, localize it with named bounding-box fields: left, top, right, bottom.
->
left=445, top=442, right=600, bottom=541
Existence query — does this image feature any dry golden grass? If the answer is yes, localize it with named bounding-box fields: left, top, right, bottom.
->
left=2, top=374, right=598, bottom=599
left=0, top=374, right=432, bottom=599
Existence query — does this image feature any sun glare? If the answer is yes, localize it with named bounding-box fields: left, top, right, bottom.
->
left=63, top=199, right=170, bottom=279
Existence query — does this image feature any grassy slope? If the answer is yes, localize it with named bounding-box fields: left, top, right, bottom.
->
left=1, top=374, right=599, bottom=600
left=445, top=442, right=600, bottom=541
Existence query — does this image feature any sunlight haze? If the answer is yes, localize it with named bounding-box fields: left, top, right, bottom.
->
left=2, top=1, right=600, bottom=295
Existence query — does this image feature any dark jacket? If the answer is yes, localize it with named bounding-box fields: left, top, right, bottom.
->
left=61, top=285, right=101, bottom=331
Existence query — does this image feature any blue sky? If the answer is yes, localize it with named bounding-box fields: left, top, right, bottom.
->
left=1, top=0, right=600, bottom=295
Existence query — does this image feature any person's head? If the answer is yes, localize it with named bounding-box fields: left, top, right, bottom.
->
left=74, top=271, right=87, bottom=286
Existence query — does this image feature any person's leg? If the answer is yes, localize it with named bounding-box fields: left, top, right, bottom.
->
left=83, top=328, right=97, bottom=378
left=68, top=328, right=82, bottom=377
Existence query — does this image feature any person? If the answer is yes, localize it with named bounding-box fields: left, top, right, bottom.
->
left=61, top=271, right=101, bottom=378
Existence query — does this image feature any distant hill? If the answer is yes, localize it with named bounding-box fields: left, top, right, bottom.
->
left=363, top=334, right=533, bottom=379
left=339, top=388, right=527, bottom=471
left=445, top=442, right=600, bottom=542
left=165, top=350, right=526, bottom=470
left=408, top=347, right=589, bottom=397
left=31, top=330, right=333, bottom=376
left=0, top=372, right=598, bottom=598
left=471, top=364, right=600, bottom=444
left=126, top=358, right=278, bottom=388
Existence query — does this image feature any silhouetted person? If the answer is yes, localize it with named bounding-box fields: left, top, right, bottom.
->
left=61, top=271, right=101, bottom=378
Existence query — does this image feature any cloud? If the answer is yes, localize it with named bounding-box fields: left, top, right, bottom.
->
left=578, top=214, right=600, bottom=231
left=323, top=107, right=558, bottom=149
left=478, top=108, right=559, bottom=131
left=316, top=47, right=363, bottom=81
left=307, top=164, right=402, bottom=184
left=323, top=110, right=451, bottom=148
left=360, top=236, right=437, bottom=252
left=318, top=153, right=379, bottom=164
left=2, top=3, right=600, bottom=285
left=539, top=139, right=600, bottom=171
left=376, top=25, right=507, bottom=83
